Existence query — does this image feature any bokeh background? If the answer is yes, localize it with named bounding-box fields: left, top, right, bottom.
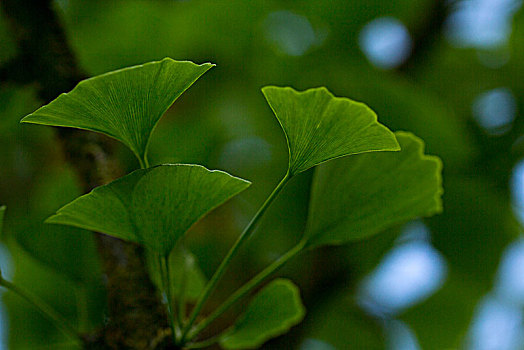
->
left=1, top=0, right=524, bottom=349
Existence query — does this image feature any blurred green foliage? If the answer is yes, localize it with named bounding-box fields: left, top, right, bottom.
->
left=1, top=0, right=523, bottom=349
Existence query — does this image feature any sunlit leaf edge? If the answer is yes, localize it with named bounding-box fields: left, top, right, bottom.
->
left=45, top=164, right=251, bottom=253
left=21, top=58, right=215, bottom=162
left=261, top=85, right=400, bottom=175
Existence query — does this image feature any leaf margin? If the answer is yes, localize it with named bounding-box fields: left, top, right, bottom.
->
left=21, top=58, right=215, bottom=164
left=303, top=131, right=444, bottom=248
left=45, top=164, right=251, bottom=256
left=261, top=85, right=401, bottom=175
left=218, top=278, right=306, bottom=350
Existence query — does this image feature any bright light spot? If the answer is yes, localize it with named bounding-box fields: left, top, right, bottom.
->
left=358, top=233, right=447, bottom=315
left=472, top=88, right=516, bottom=134
left=359, top=17, right=412, bottom=69
left=0, top=243, right=12, bottom=350
left=466, top=296, right=524, bottom=350
left=385, top=320, right=420, bottom=350
left=300, top=339, right=336, bottom=350
left=445, top=0, right=523, bottom=48
left=0, top=302, right=6, bottom=350
left=511, top=161, right=524, bottom=222
left=265, top=11, right=322, bottom=56
left=495, top=239, right=524, bottom=305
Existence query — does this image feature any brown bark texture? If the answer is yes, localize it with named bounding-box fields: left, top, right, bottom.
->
left=0, top=0, right=173, bottom=348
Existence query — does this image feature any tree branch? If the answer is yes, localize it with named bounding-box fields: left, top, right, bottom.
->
left=0, top=1, right=171, bottom=348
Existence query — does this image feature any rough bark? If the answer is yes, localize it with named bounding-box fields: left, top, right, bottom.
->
left=0, top=0, right=171, bottom=348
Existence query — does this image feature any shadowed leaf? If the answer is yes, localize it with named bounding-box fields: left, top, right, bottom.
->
left=305, top=132, right=443, bottom=248
left=15, top=222, right=101, bottom=283
left=147, top=247, right=207, bottom=301
left=46, top=164, right=250, bottom=257
left=219, top=278, right=305, bottom=349
left=261, top=86, right=400, bottom=175
left=21, top=58, right=214, bottom=164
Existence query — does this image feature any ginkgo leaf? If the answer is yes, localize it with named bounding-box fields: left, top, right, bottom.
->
left=21, top=58, right=214, bottom=165
left=261, top=86, right=400, bottom=175
left=304, top=132, right=443, bottom=248
left=46, top=164, right=250, bottom=257
left=0, top=205, right=5, bottom=234
left=219, top=278, right=305, bottom=349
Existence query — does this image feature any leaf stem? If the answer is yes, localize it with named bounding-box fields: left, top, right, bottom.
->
left=138, top=156, right=146, bottom=169
left=177, top=252, right=189, bottom=328
left=185, top=334, right=222, bottom=349
left=138, top=153, right=150, bottom=169
left=180, top=172, right=292, bottom=342
left=185, top=240, right=305, bottom=341
left=0, top=275, right=80, bottom=342
left=159, top=255, right=180, bottom=342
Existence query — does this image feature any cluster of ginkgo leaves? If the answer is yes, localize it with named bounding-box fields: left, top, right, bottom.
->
left=0, top=58, right=442, bottom=349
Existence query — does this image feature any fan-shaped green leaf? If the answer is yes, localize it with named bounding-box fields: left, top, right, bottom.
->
left=46, top=164, right=250, bottom=257
left=21, top=58, right=214, bottom=165
left=0, top=205, right=5, bottom=234
left=219, top=278, right=305, bottom=349
left=304, top=132, right=443, bottom=248
left=261, top=86, right=400, bottom=175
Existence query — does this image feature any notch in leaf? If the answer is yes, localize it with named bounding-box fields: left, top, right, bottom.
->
left=261, top=86, right=400, bottom=176
left=21, top=58, right=214, bottom=167
left=304, top=132, right=443, bottom=248
left=46, top=164, right=250, bottom=257
left=219, top=278, right=305, bottom=349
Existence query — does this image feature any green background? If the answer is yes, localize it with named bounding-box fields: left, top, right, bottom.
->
left=1, top=0, right=523, bottom=349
